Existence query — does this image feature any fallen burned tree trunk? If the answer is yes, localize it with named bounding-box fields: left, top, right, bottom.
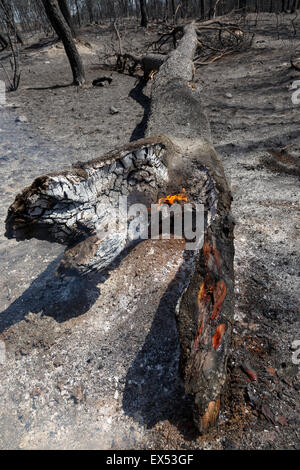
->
left=5, top=24, right=234, bottom=433
left=147, top=23, right=234, bottom=433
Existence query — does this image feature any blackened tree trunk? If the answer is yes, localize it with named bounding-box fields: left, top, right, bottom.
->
left=181, top=0, right=189, bottom=17
left=0, top=0, right=23, bottom=44
left=291, top=0, right=300, bottom=12
left=139, top=0, right=148, bottom=27
left=0, top=31, right=8, bottom=49
left=171, top=0, right=175, bottom=16
left=86, top=0, right=94, bottom=23
left=200, top=0, right=205, bottom=18
left=41, top=0, right=85, bottom=86
left=0, top=0, right=21, bottom=90
left=74, top=0, right=81, bottom=27
left=57, top=0, right=76, bottom=37
left=164, top=0, right=169, bottom=20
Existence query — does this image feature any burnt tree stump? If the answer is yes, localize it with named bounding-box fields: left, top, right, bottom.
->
left=5, top=24, right=234, bottom=433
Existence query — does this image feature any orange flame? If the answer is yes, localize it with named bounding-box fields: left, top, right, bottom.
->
left=158, top=188, right=188, bottom=208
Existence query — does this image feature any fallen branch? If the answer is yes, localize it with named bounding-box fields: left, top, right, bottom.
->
left=194, top=18, right=253, bottom=67
left=194, top=49, right=235, bottom=66
left=149, top=25, right=183, bottom=51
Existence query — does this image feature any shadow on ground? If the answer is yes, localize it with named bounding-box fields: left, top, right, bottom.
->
left=129, top=78, right=151, bottom=141
left=0, top=241, right=142, bottom=333
left=122, top=254, right=199, bottom=439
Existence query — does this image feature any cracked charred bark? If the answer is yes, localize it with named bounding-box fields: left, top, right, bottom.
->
left=5, top=24, right=234, bottom=434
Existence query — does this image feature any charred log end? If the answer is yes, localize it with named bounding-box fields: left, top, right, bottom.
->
left=5, top=176, right=50, bottom=240
left=4, top=136, right=178, bottom=275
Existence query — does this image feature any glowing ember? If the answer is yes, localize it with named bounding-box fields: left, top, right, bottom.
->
left=212, top=323, right=226, bottom=350
left=158, top=188, right=188, bottom=208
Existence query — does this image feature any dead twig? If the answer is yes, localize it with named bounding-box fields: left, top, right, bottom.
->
left=173, top=2, right=182, bottom=25
left=194, top=17, right=253, bottom=68
left=149, top=25, right=184, bottom=52
left=194, top=49, right=234, bottom=66
left=113, top=20, right=123, bottom=56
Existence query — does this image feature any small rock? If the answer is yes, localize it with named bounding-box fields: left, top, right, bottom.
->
left=15, top=115, right=28, bottom=123
left=225, top=93, right=233, bottom=99
left=110, top=106, right=119, bottom=115
left=93, top=76, right=112, bottom=87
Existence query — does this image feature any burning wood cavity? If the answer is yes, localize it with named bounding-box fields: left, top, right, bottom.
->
left=5, top=24, right=234, bottom=433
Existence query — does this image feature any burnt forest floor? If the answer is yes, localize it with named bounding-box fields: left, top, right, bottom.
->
left=0, top=13, right=299, bottom=449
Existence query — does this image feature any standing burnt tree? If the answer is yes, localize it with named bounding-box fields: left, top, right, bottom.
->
left=139, top=0, right=148, bottom=27
left=0, top=0, right=21, bottom=90
left=57, top=0, right=76, bottom=37
left=0, top=0, right=23, bottom=44
left=41, top=0, right=85, bottom=86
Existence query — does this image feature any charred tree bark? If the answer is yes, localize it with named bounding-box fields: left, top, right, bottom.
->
left=5, top=24, right=234, bottom=434
left=139, top=0, right=148, bottom=27
left=57, top=0, right=76, bottom=37
left=171, top=0, right=176, bottom=17
left=0, top=0, right=23, bottom=45
left=0, top=31, right=8, bottom=49
left=0, top=0, right=21, bottom=90
left=86, top=0, right=94, bottom=24
left=74, top=0, right=81, bottom=27
left=41, top=0, right=85, bottom=85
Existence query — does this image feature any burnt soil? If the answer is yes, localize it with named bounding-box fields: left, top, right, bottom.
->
left=0, top=14, right=299, bottom=449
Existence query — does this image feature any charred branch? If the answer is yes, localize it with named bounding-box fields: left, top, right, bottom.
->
left=117, top=52, right=166, bottom=79
left=194, top=19, right=253, bottom=66
left=0, top=31, right=8, bottom=50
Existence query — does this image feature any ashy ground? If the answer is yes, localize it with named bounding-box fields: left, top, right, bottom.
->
left=0, top=14, right=299, bottom=449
